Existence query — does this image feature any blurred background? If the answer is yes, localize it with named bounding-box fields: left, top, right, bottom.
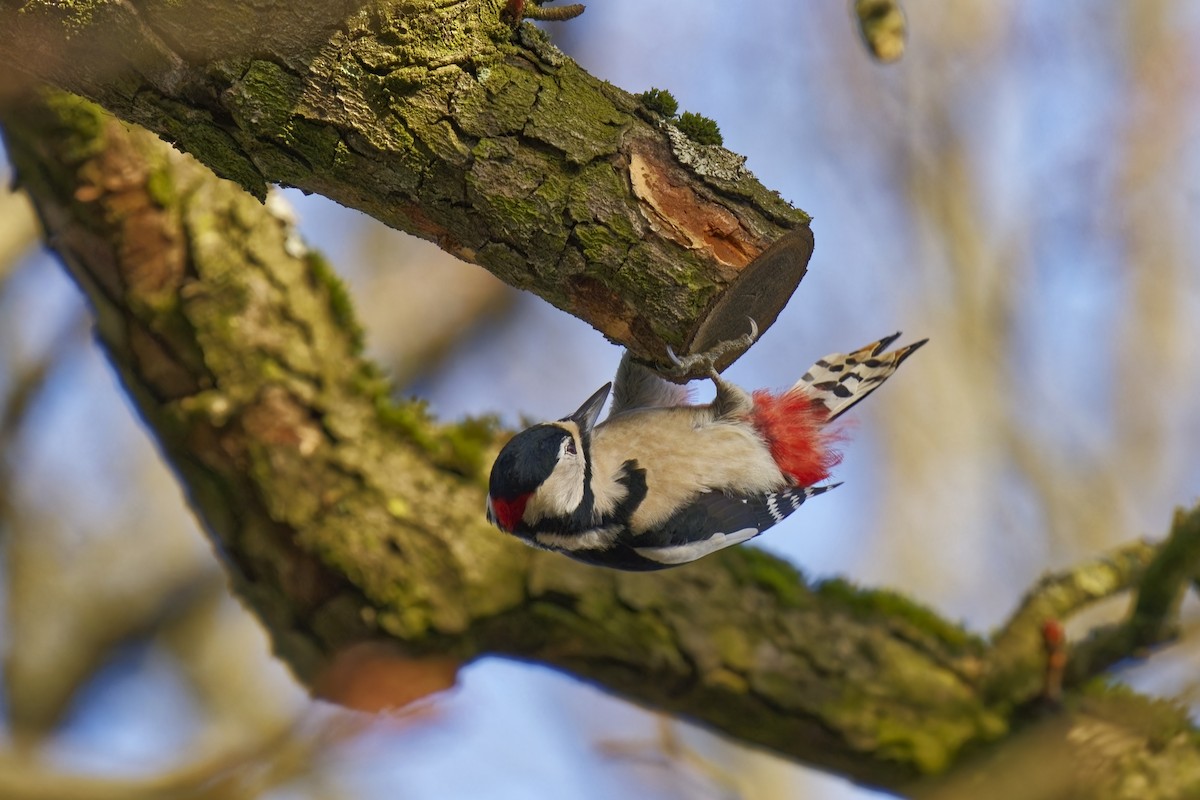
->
left=1, top=0, right=1199, bottom=797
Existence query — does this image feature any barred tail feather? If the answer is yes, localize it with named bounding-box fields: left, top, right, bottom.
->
left=797, top=333, right=927, bottom=421
left=758, top=483, right=841, bottom=526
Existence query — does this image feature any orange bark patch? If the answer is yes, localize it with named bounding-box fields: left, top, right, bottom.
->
left=628, top=149, right=757, bottom=268
left=241, top=387, right=324, bottom=455
left=315, top=642, right=461, bottom=713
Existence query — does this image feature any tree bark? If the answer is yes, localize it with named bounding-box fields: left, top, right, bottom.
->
left=5, top=94, right=1200, bottom=798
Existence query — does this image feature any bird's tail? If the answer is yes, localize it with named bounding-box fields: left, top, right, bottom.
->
left=796, top=333, right=928, bottom=422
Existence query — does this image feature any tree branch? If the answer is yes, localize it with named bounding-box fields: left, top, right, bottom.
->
left=6, top=93, right=1200, bottom=797
left=0, top=0, right=812, bottom=366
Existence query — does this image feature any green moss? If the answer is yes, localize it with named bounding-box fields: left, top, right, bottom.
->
left=134, top=94, right=266, bottom=198
left=676, top=111, right=724, bottom=146
left=41, top=91, right=107, bottom=162
left=417, top=120, right=471, bottom=166
left=817, top=577, right=981, bottom=651
left=439, top=414, right=502, bottom=479
left=350, top=361, right=391, bottom=398
left=181, top=59, right=339, bottom=190
left=638, top=88, right=679, bottom=118
left=873, top=718, right=959, bottom=774
left=281, top=118, right=344, bottom=174
left=524, top=65, right=629, bottom=163
left=456, top=65, right=542, bottom=138
left=375, top=395, right=499, bottom=481
left=567, top=162, right=637, bottom=239
left=533, top=171, right=571, bottom=208
left=231, top=60, right=300, bottom=133
left=1079, top=680, right=1198, bottom=748
left=1131, top=505, right=1200, bottom=644
left=145, top=164, right=176, bottom=208
left=20, top=0, right=106, bottom=30
left=476, top=242, right=529, bottom=286
left=711, top=625, right=754, bottom=671
left=487, top=190, right=542, bottom=229
left=377, top=605, right=435, bottom=640
left=375, top=394, right=431, bottom=434
left=620, top=243, right=716, bottom=321
left=526, top=596, right=685, bottom=681
left=725, top=547, right=810, bottom=608
left=573, top=222, right=628, bottom=266
left=812, top=644, right=1000, bottom=776
left=306, top=251, right=364, bottom=352
left=383, top=66, right=428, bottom=96
left=472, top=137, right=515, bottom=161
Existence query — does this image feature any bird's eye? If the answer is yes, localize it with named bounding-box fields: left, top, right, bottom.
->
left=565, top=439, right=577, bottom=456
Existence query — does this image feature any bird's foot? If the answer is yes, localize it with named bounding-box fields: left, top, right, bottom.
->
left=664, top=317, right=758, bottom=380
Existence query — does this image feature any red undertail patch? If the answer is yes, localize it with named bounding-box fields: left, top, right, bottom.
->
left=750, top=388, right=843, bottom=486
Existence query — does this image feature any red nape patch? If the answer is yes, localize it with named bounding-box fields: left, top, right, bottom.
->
left=490, top=493, right=529, bottom=532
left=750, top=388, right=844, bottom=486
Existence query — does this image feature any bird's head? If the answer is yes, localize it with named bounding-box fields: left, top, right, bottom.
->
left=487, top=382, right=611, bottom=533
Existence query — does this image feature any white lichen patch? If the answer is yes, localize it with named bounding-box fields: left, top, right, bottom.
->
left=665, top=124, right=748, bottom=181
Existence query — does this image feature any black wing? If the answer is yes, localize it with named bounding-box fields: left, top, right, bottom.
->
left=629, top=484, right=839, bottom=567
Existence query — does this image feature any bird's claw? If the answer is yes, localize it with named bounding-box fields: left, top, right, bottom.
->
left=662, top=317, right=758, bottom=380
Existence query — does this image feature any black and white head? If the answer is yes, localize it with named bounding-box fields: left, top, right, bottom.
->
left=487, top=382, right=611, bottom=534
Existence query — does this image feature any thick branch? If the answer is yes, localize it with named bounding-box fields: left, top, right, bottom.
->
left=7, top=94, right=1200, bottom=797
left=0, top=0, right=812, bottom=365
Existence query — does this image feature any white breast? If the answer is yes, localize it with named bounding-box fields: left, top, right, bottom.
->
left=589, top=406, right=786, bottom=532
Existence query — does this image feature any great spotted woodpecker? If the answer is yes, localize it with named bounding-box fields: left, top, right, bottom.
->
left=486, top=325, right=925, bottom=570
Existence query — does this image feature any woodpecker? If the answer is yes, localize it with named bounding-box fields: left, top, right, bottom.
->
left=486, top=325, right=926, bottom=570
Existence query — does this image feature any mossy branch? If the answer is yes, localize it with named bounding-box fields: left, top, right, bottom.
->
left=0, top=0, right=811, bottom=366
left=6, top=93, right=1200, bottom=797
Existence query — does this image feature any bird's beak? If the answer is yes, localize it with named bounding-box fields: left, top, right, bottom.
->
left=567, top=381, right=612, bottom=435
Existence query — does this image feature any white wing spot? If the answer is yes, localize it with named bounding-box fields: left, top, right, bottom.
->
left=634, top=528, right=760, bottom=565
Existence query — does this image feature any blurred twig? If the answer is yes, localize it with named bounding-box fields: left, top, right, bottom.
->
left=853, top=0, right=906, bottom=63
left=1067, top=506, right=1200, bottom=685
left=987, top=505, right=1200, bottom=704
left=0, top=309, right=85, bottom=448
left=0, top=711, right=364, bottom=800
left=597, top=717, right=742, bottom=800
left=987, top=540, right=1157, bottom=702
left=0, top=186, right=39, bottom=281
left=0, top=306, right=87, bottom=543
left=354, top=222, right=515, bottom=387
